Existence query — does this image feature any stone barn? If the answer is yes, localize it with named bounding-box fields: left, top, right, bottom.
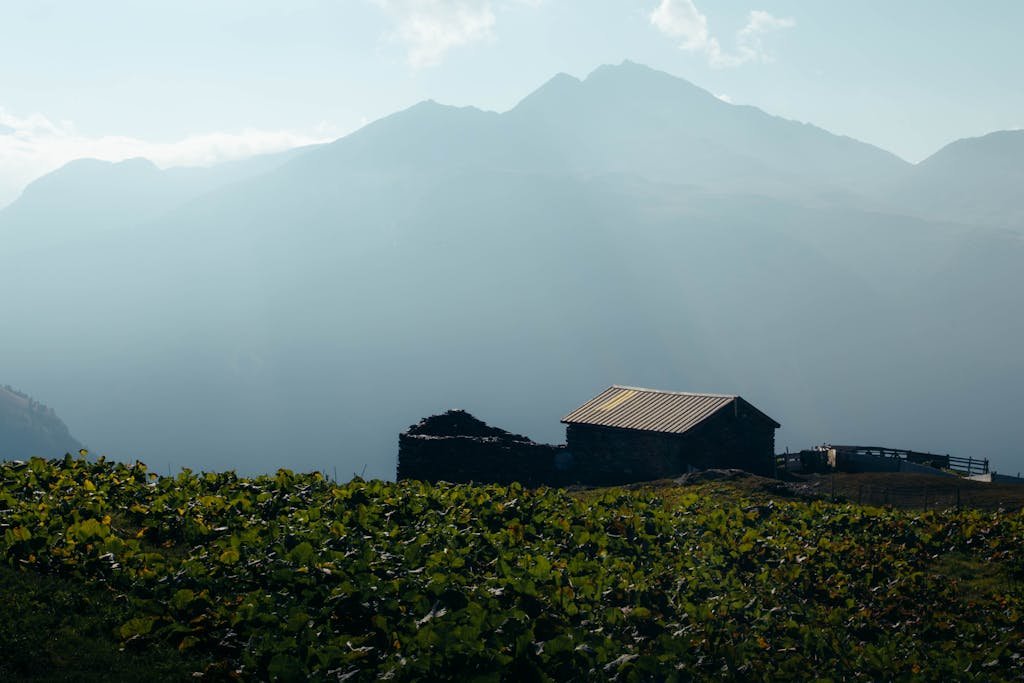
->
left=562, top=385, right=780, bottom=485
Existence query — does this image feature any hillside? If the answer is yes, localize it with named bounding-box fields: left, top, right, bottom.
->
left=0, top=145, right=320, bottom=252
left=2, top=456, right=1023, bottom=680
left=884, top=130, right=1024, bottom=228
left=0, top=385, right=82, bottom=459
left=0, top=62, right=1021, bottom=478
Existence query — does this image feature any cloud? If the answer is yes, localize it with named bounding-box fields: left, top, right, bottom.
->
left=0, top=106, right=338, bottom=209
left=373, top=0, right=497, bottom=68
left=650, top=1, right=794, bottom=68
left=734, top=10, right=796, bottom=64
left=715, top=93, right=733, bottom=103
left=650, top=0, right=711, bottom=51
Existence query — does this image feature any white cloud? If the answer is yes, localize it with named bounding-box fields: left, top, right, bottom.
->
left=373, top=0, right=497, bottom=68
left=649, top=0, right=710, bottom=51
left=734, top=10, right=795, bottom=64
left=0, top=106, right=338, bottom=209
left=649, top=1, right=794, bottom=68
left=715, top=93, right=733, bottom=103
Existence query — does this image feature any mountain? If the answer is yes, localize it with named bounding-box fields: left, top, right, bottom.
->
left=504, top=61, right=910, bottom=198
left=0, top=62, right=1020, bottom=478
left=0, top=145, right=321, bottom=253
left=0, top=385, right=83, bottom=458
left=884, top=130, right=1024, bottom=229
left=273, top=61, right=908, bottom=203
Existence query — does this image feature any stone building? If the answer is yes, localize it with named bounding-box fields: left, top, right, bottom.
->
left=561, top=385, right=780, bottom=485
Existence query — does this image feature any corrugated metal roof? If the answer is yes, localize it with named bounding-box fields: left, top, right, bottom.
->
left=561, top=385, right=777, bottom=434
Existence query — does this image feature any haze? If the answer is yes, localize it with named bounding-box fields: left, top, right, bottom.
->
left=1, top=1, right=1022, bottom=478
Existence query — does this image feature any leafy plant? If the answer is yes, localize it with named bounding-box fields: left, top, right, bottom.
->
left=2, top=455, right=1022, bottom=680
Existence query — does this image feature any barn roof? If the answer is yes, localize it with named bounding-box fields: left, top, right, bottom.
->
left=561, top=385, right=780, bottom=435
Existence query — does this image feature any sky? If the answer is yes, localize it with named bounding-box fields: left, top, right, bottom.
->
left=1, top=0, right=1022, bottom=208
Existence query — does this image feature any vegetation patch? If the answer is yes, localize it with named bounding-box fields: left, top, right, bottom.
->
left=0, top=563, right=202, bottom=681
left=2, top=455, right=1023, bottom=680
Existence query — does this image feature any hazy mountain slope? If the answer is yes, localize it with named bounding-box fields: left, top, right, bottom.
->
left=2, top=165, right=1018, bottom=476
left=0, top=385, right=82, bottom=458
left=2, top=158, right=175, bottom=244
left=885, top=131, right=1024, bottom=229
left=0, top=145, right=321, bottom=251
left=0, top=62, right=1020, bottom=478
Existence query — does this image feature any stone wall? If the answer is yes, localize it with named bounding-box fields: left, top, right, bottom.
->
left=397, top=410, right=569, bottom=486
left=562, top=425, right=687, bottom=486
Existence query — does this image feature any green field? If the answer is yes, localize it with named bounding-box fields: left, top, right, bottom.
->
left=2, top=456, right=1023, bottom=681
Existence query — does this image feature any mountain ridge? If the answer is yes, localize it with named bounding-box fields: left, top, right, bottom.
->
left=6, top=62, right=1019, bottom=223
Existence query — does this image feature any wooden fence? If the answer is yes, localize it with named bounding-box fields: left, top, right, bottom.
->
left=828, top=445, right=989, bottom=476
left=776, top=446, right=989, bottom=477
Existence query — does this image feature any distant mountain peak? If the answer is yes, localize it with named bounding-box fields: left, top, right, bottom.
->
left=584, top=61, right=713, bottom=95
left=12, top=156, right=163, bottom=210
left=511, top=71, right=582, bottom=112
left=588, top=59, right=666, bottom=77
left=342, top=98, right=495, bottom=141
left=889, top=128, right=1024, bottom=227
left=511, top=61, right=716, bottom=119
left=922, top=129, right=1024, bottom=166
left=381, top=98, right=495, bottom=121
left=540, top=72, right=583, bottom=90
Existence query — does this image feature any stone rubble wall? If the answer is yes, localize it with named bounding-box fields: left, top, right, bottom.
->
left=397, top=410, right=571, bottom=486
